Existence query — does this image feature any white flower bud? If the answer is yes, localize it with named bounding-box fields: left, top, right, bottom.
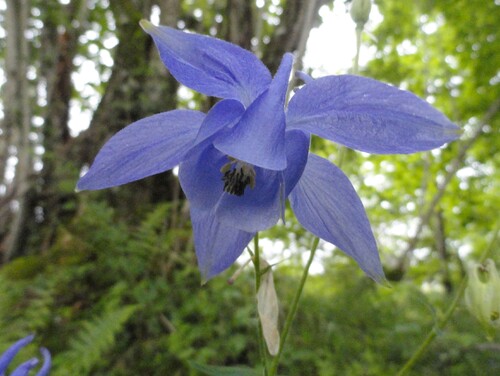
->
left=465, top=259, right=500, bottom=328
left=350, top=0, right=372, bottom=27
left=257, top=260, right=280, bottom=356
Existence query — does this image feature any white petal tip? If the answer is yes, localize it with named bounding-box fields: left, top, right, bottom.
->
left=139, top=19, right=154, bottom=32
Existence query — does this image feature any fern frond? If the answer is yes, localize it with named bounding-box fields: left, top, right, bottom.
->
left=53, top=304, right=137, bottom=376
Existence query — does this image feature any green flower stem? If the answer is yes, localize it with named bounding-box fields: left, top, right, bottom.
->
left=353, top=25, right=362, bottom=75
left=397, top=224, right=499, bottom=376
left=254, top=233, right=262, bottom=290
left=396, top=279, right=467, bottom=376
left=268, top=236, right=320, bottom=376
left=252, top=233, right=269, bottom=375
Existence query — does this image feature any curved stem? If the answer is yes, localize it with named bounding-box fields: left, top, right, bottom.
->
left=396, top=224, right=499, bottom=376
left=268, top=236, right=320, bottom=376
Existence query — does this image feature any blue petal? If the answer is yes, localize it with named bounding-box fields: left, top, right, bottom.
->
left=192, top=99, right=245, bottom=153
left=11, top=359, right=38, bottom=376
left=0, top=335, right=34, bottom=373
left=289, top=153, right=384, bottom=282
left=140, top=21, right=271, bottom=106
left=180, top=144, right=277, bottom=231
left=178, top=145, right=226, bottom=210
left=178, top=145, right=255, bottom=274
left=179, top=143, right=277, bottom=231
left=213, top=53, right=294, bottom=170
left=77, top=110, right=205, bottom=190
left=190, top=206, right=254, bottom=281
left=179, top=129, right=308, bottom=233
left=35, top=348, right=51, bottom=376
left=216, top=129, right=309, bottom=232
left=287, top=75, right=460, bottom=154
left=215, top=165, right=283, bottom=232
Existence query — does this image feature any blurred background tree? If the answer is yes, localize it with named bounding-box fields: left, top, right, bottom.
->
left=0, top=0, right=498, bottom=375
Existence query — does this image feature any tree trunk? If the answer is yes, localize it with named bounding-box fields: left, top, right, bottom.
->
left=72, top=0, right=182, bottom=215
left=0, top=0, right=326, bottom=257
left=1, top=0, right=31, bottom=262
left=30, top=0, right=89, bottom=252
left=263, top=0, right=324, bottom=72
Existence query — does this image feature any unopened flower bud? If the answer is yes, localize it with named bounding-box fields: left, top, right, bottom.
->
left=465, top=259, right=500, bottom=328
left=257, top=260, right=280, bottom=356
left=350, top=0, right=372, bottom=27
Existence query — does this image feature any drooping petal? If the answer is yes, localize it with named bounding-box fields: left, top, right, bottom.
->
left=178, top=144, right=258, bottom=273
left=77, top=110, right=205, bottom=191
left=190, top=206, right=254, bottom=281
left=11, top=358, right=39, bottom=376
left=140, top=20, right=271, bottom=106
left=213, top=53, right=294, bottom=171
left=0, top=335, right=34, bottom=373
left=35, top=348, right=51, bottom=376
left=289, top=153, right=384, bottom=281
left=216, top=129, right=309, bottom=232
left=287, top=75, right=460, bottom=154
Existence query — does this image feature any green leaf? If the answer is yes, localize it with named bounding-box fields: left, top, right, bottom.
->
left=189, top=361, right=261, bottom=376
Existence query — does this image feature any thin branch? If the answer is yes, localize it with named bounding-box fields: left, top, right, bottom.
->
left=435, top=208, right=452, bottom=293
left=396, top=97, right=500, bottom=271
left=473, top=343, right=500, bottom=352
left=268, top=237, right=320, bottom=376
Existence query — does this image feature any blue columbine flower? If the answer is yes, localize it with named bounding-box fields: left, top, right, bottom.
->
left=0, top=335, right=51, bottom=376
left=77, top=21, right=460, bottom=282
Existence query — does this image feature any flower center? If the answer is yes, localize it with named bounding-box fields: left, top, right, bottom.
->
left=220, top=157, right=256, bottom=196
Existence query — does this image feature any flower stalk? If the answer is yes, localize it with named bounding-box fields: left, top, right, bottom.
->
left=268, top=236, right=320, bottom=376
left=350, top=0, right=372, bottom=74
left=252, top=233, right=269, bottom=375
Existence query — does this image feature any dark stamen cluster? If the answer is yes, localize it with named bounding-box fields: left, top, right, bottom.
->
left=222, top=168, right=252, bottom=196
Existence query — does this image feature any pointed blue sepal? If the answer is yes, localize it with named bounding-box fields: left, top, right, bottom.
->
left=290, top=153, right=385, bottom=282
left=287, top=75, right=460, bottom=154
left=140, top=20, right=271, bottom=106
left=77, top=110, right=205, bottom=190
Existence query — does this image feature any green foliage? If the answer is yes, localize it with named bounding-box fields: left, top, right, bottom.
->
left=0, top=201, right=258, bottom=374
left=274, top=261, right=500, bottom=375
left=1, top=200, right=499, bottom=375
left=189, top=362, right=261, bottom=376
left=365, top=0, right=499, bottom=263
left=54, top=300, right=137, bottom=376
